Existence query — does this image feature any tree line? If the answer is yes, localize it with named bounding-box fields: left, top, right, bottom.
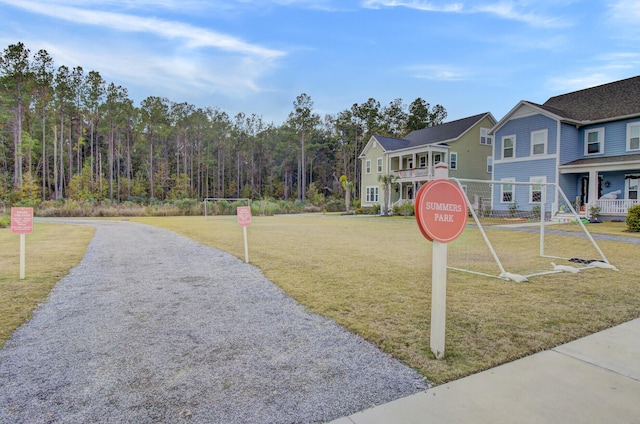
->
left=0, top=42, right=447, bottom=206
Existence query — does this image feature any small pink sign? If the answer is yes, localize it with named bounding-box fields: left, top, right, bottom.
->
left=237, top=206, right=251, bottom=227
left=11, top=207, right=34, bottom=234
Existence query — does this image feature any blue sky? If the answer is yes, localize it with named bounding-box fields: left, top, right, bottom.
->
left=2, top=0, right=640, bottom=126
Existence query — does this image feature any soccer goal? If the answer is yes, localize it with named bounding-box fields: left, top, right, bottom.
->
left=447, top=178, right=614, bottom=282
left=203, top=198, right=251, bottom=217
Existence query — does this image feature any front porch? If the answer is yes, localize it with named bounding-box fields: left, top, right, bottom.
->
left=595, top=199, right=640, bottom=216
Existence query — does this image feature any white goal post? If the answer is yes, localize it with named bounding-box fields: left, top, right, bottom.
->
left=203, top=198, right=251, bottom=217
left=447, top=178, right=613, bottom=282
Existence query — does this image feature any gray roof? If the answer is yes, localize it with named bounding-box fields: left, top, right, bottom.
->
left=560, top=153, right=640, bottom=168
left=542, top=75, right=640, bottom=122
left=373, top=112, right=491, bottom=152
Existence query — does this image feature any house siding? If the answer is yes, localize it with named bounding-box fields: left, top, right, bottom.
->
left=494, top=114, right=558, bottom=161
left=559, top=123, right=580, bottom=165
left=450, top=115, right=495, bottom=180
left=360, top=140, right=385, bottom=207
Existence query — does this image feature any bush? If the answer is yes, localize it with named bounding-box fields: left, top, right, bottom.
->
left=626, top=205, right=640, bottom=232
left=0, top=215, right=9, bottom=228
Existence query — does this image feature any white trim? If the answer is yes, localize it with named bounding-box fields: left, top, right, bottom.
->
left=500, top=177, right=515, bottom=203
left=531, top=129, right=548, bottom=156
left=365, top=186, right=379, bottom=202
left=627, top=122, right=640, bottom=152
left=494, top=154, right=557, bottom=165
left=584, top=127, right=605, bottom=155
left=529, top=176, right=546, bottom=203
left=450, top=152, right=458, bottom=170
left=502, top=134, right=516, bottom=159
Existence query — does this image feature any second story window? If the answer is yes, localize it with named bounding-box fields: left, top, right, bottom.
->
left=480, top=128, right=493, bottom=145
left=365, top=159, right=371, bottom=174
left=627, top=123, right=640, bottom=151
left=450, top=152, right=458, bottom=170
left=585, top=128, right=604, bottom=155
left=531, top=130, right=547, bottom=155
left=487, top=156, right=493, bottom=173
left=377, top=157, right=383, bottom=173
left=419, top=156, right=426, bottom=168
left=502, top=135, right=515, bottom=159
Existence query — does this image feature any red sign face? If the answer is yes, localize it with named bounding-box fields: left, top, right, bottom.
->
left=237, top=206, right=251, bottom=227
left=415, top=180, right=467, bottom=243
left=11, top=207, right=34, bottom=234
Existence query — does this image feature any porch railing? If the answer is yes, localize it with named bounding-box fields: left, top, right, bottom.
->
left=392, top=167, right=433, bottom=179
left=596, top=199, right=639, bottom=215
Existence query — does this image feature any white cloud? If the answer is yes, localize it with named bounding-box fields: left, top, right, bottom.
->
left=608, top=0, right=640, bottom=24
left=405, top=64, right=467, bottom=81
left=1, top=0, right=286, bottom=59
left=360, top=0, right=463, bottom=12
left=361, top=0, right=571, bottom=28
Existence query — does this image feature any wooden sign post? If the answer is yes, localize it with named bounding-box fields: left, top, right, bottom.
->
left=237, top=206, right=251, bottom=263
left=415, top=164, right=467, bottom=359
left=11, top=207, right=34, bottom=280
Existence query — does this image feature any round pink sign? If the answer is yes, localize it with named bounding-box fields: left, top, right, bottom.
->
left=415, top=180, right=467, bottom=243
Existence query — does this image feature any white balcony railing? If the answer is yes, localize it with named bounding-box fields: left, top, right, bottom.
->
left=392, top=167, right=433, bottom=179
left=596, top=199, right=639, bottom=215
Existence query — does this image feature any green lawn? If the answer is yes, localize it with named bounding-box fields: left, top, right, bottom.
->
left=0, top=223, right=95, bottom=347
left=133, top=214, right=640, bottom=384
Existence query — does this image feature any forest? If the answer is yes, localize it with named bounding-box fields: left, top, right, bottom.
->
left=0, top=42, right=447, bottom=211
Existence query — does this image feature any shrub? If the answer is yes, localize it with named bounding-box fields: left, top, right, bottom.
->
left=0, top=215, right=9, bottom=228
left=626, top=205, right=640, bottom=232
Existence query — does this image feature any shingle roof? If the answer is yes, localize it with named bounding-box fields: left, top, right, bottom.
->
left=373, top=135, right=410, bottom=151
left=369, top=112, right=492, bottom=154
left=403, top=113, right=489, bottom=146
left=559, top=153, right=640, bottom=167
left=542, top=75, right=640, bottom=122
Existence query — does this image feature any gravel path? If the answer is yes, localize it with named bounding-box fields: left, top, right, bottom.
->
left=0, top=220, right=427, bottom=424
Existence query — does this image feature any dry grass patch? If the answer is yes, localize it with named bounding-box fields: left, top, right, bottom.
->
left=133, top=215, right=640, bottom=384
left=0, top=223, right=95, bottom=347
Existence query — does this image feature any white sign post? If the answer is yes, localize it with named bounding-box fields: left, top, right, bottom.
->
left=414, top=164, right=467, bottom=359
left=237, top=206, right=251, bottom=263
left=11, top=207, right=34, bottom=280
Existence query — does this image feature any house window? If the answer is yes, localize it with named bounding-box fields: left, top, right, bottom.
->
left=450, top=152, right=458, bottom=170
left=433, top=153, right=442, bottom=163
left=365, top=159, right=371, bottom=174
left=377, top=157, right=383, bottom=173
left=407, top=159, right=413, bottom=169
left=585, top=128, right=604, bottom=155
left=531, top=130, right=547, bottom=155
left=419, top=156, right=426, bottom=168
left=529, top=176, right=546, bottom=203
left=626, top=176, right=639, bottom=200
left=501, top=178, right=515, bottom=203
left=502, top=135, right=515, bottom=159
left=480, top=128, right=493, bottom=145
left=487, top=156, right=493, bottom=173
left=366, top=186, right=379, bottom=202
left=627, top=123, right=640, bottom=151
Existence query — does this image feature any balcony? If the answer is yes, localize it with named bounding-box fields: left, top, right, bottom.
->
left=392, top=167, right=433, bottom=180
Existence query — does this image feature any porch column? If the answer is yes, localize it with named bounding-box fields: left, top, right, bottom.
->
left=428, top=151, right=432, bottom=177
left=588, top=170, right=599, bottom=213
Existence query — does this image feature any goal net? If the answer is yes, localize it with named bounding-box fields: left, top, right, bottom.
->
left=447, top=178, right=612, bottom=282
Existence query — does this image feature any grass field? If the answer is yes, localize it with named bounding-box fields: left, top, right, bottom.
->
left=0, top=223, right=95, bottom=348
left=131, top=214, right=640, bottom=384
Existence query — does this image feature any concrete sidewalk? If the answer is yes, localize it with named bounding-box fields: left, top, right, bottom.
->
left=329, top=318, right=640, bottom=424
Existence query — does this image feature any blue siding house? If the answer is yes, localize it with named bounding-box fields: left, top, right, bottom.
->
left=491, top=75, right=640, bottom=218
